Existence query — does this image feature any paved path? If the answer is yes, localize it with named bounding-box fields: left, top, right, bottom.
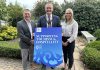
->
left=0, top=37, right=87, bottom=70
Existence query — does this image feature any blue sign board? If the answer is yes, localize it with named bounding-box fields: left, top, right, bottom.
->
left=34, top=27, right=63, bottom=67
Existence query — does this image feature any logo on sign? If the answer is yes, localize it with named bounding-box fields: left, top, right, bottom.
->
left=36, top=28, right=41, bottom=32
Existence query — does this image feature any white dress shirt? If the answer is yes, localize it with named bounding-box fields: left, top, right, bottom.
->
left=26, top=20, right=32, bottom=39
left=46, top=14, right=52, bottom=27
left=61, top=19, right=78, bottom=43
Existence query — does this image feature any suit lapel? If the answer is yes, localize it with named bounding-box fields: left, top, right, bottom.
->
left=23, top=20, right=31, bottom=34
left=44, top=15, right=47, bottom=27
left=52, top=15, right=54, bottom=26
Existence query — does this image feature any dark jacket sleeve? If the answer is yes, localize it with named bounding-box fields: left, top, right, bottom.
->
left=57, top=16, right=61, bottom=27
left=37, top=17, right=41, bottom=27
left=17, top=22, right=31, bottom=45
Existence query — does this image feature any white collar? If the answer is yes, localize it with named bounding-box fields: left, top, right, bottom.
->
left=24, top=19, right=31, bottom=23
left=46, top=14, right=53, bottom=21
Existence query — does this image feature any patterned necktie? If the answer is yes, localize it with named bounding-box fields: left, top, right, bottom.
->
left=48, top=15, right=51, bottom=27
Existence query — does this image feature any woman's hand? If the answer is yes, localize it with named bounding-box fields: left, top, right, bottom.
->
left=65, top=41, right=68, bottom=46
left=62, top=41, right=68, bottom=47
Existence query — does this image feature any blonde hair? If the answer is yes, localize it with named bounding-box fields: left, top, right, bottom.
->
left=65, top=8, right=74, bottom=20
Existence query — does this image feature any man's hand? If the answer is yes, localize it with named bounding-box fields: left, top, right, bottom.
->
left=32, top=33, right=34, bottom=39
left=62, top=33, right=64, bottom=36
left=31, top=40, right=34, bottom=45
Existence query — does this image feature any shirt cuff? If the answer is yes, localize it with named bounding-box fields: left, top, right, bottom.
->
left=67, top=39, right=71, bottom=43
left=67, top=39, right=70, bottom=43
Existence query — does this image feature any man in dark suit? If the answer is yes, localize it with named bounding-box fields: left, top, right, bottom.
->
left=17, top=9, right=36, bottom=70
left=38, top=2, right=60, bottom=27
left=37, top=2, right=61, bottom=70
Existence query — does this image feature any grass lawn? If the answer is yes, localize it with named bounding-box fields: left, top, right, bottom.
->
left=0, top=39, right=20, bottom=49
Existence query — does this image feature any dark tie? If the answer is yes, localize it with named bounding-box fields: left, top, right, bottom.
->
left=48, top=15, right=51, bottom=27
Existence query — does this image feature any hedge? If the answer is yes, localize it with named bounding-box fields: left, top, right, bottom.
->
left=93, top=29, right=100, bottom=40
left=82, top=41, right=100, bottom=70
left=86, top=41, right=100, bottom=50
left=0, top=41, right=21, bottom=59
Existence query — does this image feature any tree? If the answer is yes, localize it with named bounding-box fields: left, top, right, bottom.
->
left=7, top=2, right=23, bottom=27
left=0, top=0, right=7, bottom=20
left=32, top=1, right=46, bottom=19
left=76, top=0, right=100, bottom=3
left=53, top=2, right=62, bottom=18
left=32, top=1, right=62, bottom=19
left=61, top=0, right=100, bottom=34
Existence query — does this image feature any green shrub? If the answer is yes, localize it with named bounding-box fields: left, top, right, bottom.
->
left=0, top=26, right=17, bottom=41
left=86, top=41, right=100, bottom=50
left=82, top=47, right=100, bottom=69
left=0, top=41, right=21, bottom=59
left=0, top=37, right=3, bottom=41
left=93, top=29, right=100, bottom=40
left=82, top=41, right=100, bottom=70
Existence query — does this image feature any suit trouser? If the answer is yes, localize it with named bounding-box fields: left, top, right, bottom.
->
left=62, top=36, right=75, bottom=69
left=21, top=45, right=33, bottom=70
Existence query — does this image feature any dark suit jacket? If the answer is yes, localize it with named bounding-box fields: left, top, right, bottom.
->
left=37, top=15, right=61, bottom=27
left=17, top=20, right=36, bottom=49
